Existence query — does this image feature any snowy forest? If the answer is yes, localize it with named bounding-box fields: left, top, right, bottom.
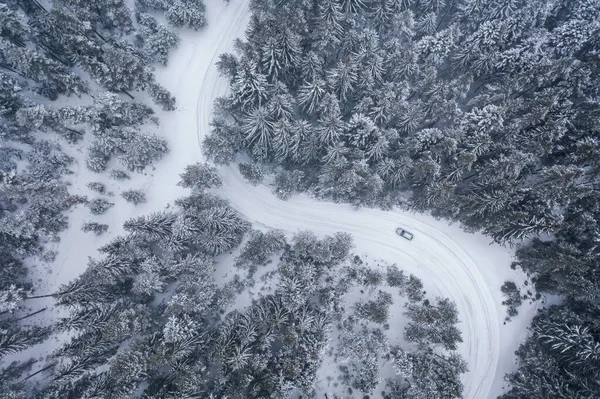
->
left=1, top=0, right=599, bottom=398
left=204, top=0, right=600, bottom=397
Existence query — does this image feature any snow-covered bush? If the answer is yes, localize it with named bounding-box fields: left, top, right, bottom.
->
left=386, top=265, right=406, bottom=289
left=0, top=285, right=24, bottom=314
left=235, top=229, right=286, bottom=268
left=405, top=298, right=463, bottom=351
left=405, top=275, right=424, bottom=302
left=118, top=133, right=168, bottom=172
left=147, top=82, right=176, bottom=111
left=178, top=162, right=222, bottom=191
left=41, top=250, right=58, bottom=262
left=238, top=162, right=264, bottom=185
left=87, top=198, right=114, bottom=215
left=355, top=291, right=393, bottom=324
left=87, top=182, right=106, bottom=194
left=82, top=222, right=109, bottom=235
left=121, top=189, right=147, bottom=205
left=86, top=143, right=109, bottom=172
left=501, top=281, right=522, bottom=319
left=166, top=0, right=206, bottom=30
left=110, top=169, right=130, bottom=180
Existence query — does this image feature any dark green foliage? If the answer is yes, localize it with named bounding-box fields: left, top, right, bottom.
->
left=54, top=0, right=134, bottom=34
left=284, top=230, right=353, bottom=267
left=0, top=326, right=51, bottom=360
left=135, top=0, right=168, bottom=12
left=209, top=295, right=332, bottom=398
left=515, top=239, right=599, bottom=302
left=22, top=3, right=176, bottom=109
left=0, top=359, right=34, bottom=398
left=60, top=93, right=168, bottom=172
left=359, top=267, right=383, bottom=289
left=338, top=326, right=388, bottom=394
left=123, top=211, right=176, bottom=241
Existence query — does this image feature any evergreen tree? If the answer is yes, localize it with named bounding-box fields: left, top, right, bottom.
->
left=165, top=0, right=207, bottom=30
left=178, top=163, right=222, bottom=192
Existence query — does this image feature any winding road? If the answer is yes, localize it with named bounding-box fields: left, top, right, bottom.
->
left=149, top=0, right=532, bottom=397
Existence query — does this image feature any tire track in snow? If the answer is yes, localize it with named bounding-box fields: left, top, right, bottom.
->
left=190, top=1, right=500, bottom=397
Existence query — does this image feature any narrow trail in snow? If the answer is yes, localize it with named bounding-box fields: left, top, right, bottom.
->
left=188, top=1, right=500, bottom=398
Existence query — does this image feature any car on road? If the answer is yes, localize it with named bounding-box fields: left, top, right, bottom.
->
left=396, top=227, right=414, bottom=240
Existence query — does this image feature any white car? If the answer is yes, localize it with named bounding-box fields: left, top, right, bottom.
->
left=396, top=227, right=414, bottom=240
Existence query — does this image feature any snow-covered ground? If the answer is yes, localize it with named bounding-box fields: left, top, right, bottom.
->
left=35, top=0, right=538, bottom=397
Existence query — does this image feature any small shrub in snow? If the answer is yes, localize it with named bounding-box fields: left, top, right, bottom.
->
left=238, top=162, right=264, bottom=185
left=82, top=222, right=109, bottom=236
left=87, top=182, right=106, bottom=194
left=67, top=195, right=89, bottom=206
left=363, top=268, right=383, bottom=288
left=41, top=250, right=58, bottom=263
left=501, top=281, right=522, bottom=319
left=147, top=82, right=176, bottom=111
left=87, top=198, right=114, bottom=215
left=121, top=189, right=147, bottom=205
left=355, top=291, right=393, bottom=324
left=178, top=163, right=222, bottom=191
left=386, top=264, right=406, bottom=289
left=109, top=169, right=130, bottom=180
